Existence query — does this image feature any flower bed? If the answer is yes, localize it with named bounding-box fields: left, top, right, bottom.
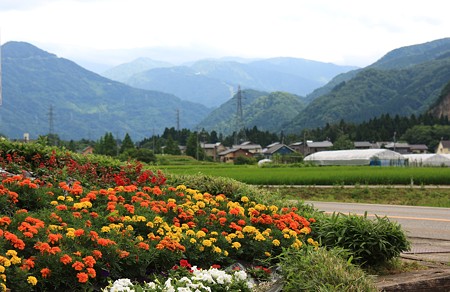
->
left=0, top=145, right=317, bottom=291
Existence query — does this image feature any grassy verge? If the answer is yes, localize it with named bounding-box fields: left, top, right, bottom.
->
left=263, top=185, right=450, bottom=208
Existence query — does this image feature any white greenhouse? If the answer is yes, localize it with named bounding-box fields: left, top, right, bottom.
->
left=304, top=149, right=407, bottom=166
left=404, top=153, right=450, bottom=167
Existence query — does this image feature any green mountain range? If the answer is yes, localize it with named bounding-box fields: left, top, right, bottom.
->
left=103, top=57, right=357, bottom=107
left=284, top=38, right=450, bottom=133
left=0, top=42, right=211, bottom=141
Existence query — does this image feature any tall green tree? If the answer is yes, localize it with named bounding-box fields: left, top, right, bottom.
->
left=120, top=133, right=135, bottom=154
left=164, top=135, right=181, bottom=155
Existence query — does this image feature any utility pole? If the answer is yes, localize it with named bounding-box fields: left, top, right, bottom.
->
left=176, top=109, right=180, bottom=131
left=47, top=105, right=55, bottom=145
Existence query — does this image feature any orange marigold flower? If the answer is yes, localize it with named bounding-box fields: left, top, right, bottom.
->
left=137, top=242, right=149, bottom=250
left=56, top=205, right=68, bottom=211
left=60, top=254, right=73, bottom=265
left=21, top=256, right=35, bottom=270
left=92, top=250, right=102, bottom=259
left=23, top=231, right=34, bottom=238
left=72, top=261, right=85, bottom=271
left=41, top=268, right=51, bottom=278
left=48, top=233, right=63, bottom=244
left=87, top=267, right=96, bottom=278
left=0, top=216, right=11, bottom=225
left=72, top=212, right=82, bottom=219
left=74, top=229, right=85, bottom=237
left=83, top=256, right=96, bottom=268
left=77, top=272, right=89, bottom=283
left=117, top=250, right=129, bottom=258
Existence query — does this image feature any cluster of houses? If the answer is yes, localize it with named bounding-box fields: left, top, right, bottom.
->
left=200, top=140, right=450, bottom=164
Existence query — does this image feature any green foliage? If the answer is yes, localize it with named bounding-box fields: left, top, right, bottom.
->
left=234, top=155, right=257, bottom=165
left=312, top=212, right=411, bottom=266
left=277, top=246, right=378, bottom=291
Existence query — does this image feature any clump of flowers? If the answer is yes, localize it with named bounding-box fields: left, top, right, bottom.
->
left=0, top=143, right=316, bottom=291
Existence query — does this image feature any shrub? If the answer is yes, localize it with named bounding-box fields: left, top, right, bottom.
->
left=312, top=212, right=411, bottom=266
left=277, top=246, right=378, bottom=291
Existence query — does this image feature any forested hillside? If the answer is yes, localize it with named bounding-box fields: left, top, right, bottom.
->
left=0, top=41, right=211, bottom=140
left=285, top=38, right=450, bottom=133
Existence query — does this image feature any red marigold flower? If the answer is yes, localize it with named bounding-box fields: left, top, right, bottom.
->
left=56, top=205, right=68, bottom=211
left=77, top=272, right=89, bottom=283
left=137, top=242, right=149, bottom=250
left=41, top=268, right=51, bottom=278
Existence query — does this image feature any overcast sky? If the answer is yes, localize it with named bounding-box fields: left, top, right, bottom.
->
left=1, top=0, right=449, bottom=71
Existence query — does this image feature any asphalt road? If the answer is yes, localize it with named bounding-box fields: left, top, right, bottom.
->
left=306, top=201, right=450, bottom=240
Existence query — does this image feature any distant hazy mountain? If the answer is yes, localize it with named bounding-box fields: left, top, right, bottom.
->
left=102, top=57, right=173, bottom=83
left=1, top=42, right=210, bottom=141
left=103, top=56, right=357, bottom=107
left=286, top=38, right=450, bottom=133
left=197, top=89, right=306, bottom=135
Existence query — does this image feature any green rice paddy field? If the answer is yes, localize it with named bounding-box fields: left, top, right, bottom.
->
left=158, top=164, right=450, bottom=186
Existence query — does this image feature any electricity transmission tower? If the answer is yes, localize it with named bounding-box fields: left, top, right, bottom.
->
left=47, top=105, right=56, bottom=145
left=234, top=86, right=246, bottom=145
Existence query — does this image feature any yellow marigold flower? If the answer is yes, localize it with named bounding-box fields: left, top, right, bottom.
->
left=73, top=203, right=83, bottom=209
left=66, top=228, right=75, bottom=239
left=255, top=204, right=267, bottom=211
left=272, top=239, right=281, bottom=246
left=0, top=265, right=5, bottom=273
left=10, top=256, right=21, bottom=265
left=254, top=233, right=266, bottom=241
left=210, top=231, right=218, bottom=236
left=126, top=225, right=134, bottom=231
left=196, top=201, right=206, bottom=208
left=225, top=236, right=232, bottom=243
left=66, top=196, right=74, bottom=202
left=50, top=201, right=58, bottom=205
left=27, top=276, right=38, bottom=286
left=199, top=246, right=205, bottom=252
left=48, top=224, right=59, bottom=231
left=231, top=242, right=241, bottom=249
left=262, top=229, right=271, bottom=237
left=292, top=239, right=303, bottom=249
left=136, top=236, right=144, bottom=241
left=265, top=252, right=271, bottom=257
left=300, top=227, right=311, bottom=234
left=241, top=196, right=249, bottom=203
left=228, top=233, right=237, bottom=239
left=0, top=274, right=5, bottom=281
left=243, top=226, right=256, bottom=233
left=215, top=194, right=225, bottom=201
left=185, top=230, right=195, bottom=237
left=2, top=259, right=11, bottom=267
left=269, top=205, right=278, bottom=213
left=236, top=231, right=245, bottom=239
left=176, top=185, right=187, bottom=191
left=289, top=230, right=297, bottom=237
left=157, top=228, right=165, bottom=235
left=146, top=222, right=154, bottom=228
left=190, top=238, right=197, bottom=244
left=153, top=216, right=164, bottom=224
left=282, top=228, right=290, bottom=233
left=57, top=196, right=65, bottom=201
left=283, top=233, right=290, bottom=239
left=196, top=230, right=206, bottom=238
left=213, top=246, right=222, bottom=253
left=202, top=239, right=212, bottom=247
left=6, top=250, right=17, bottom=257
left=1, top=283, right=6, bottom=291
left=101, top=226, right=111, bottom=233
left=181, top=223, right=190, bottom=230
left=224, top=250, right=229, bottom=256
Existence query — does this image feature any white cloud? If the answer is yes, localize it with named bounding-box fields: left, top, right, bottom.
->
left=1, top=0, right=449, bottom=68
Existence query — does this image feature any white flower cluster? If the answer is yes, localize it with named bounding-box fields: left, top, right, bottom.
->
left=102, top=266, right=252, bottom=292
